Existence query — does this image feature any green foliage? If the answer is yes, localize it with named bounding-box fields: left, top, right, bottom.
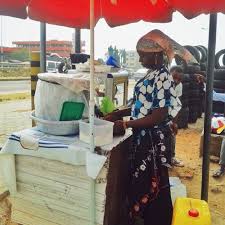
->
left=9, top=49, right=30, bottom=62
left=0, top=67, right=30, bottom=78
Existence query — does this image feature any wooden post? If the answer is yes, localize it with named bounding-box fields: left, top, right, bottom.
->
left=30, top=52, right=40, bottom=126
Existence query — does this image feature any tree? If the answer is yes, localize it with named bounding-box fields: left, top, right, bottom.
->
left=119, top=49, right=126, bottom=65
left=9, top=49, right=30, bottom=62
left=108, top=45, right=114, bottom=57
left=113, top=46, right=120, bottom=63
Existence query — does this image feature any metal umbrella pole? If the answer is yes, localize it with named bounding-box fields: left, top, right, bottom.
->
left=89, top=0, right=96, bottom=224
left=201, top=13, right=217, bottom=201
left=75, top=28, right=81, bottom=53
left=1, top=16, right=3, bottom=68
left=40, top=22, right=46, bottom=72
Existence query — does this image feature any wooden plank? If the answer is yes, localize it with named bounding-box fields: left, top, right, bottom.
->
left=16, top=181, right=105, bottom=214
left=0, top=154, right=17, bottom=195
left=11, top=193, right=103, bottom=224
left=11, top=197, right=101, bottom=225
left=12, top=210, right=61, bottom=225
left=16, top=158, right=107, bottom=194
left=16, top=172, right=105, bottom=207
left=16, top=155, right=89, bottom=178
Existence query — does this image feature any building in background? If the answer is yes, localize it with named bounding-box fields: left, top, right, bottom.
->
left=12, top=40, right=73, bottom=57
left=125, top=50, right=142, bottom=69
left=72, top=32, right=86, bottom=53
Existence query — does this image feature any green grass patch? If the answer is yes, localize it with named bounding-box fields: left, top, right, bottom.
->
left=0, top=67, right=31, bottom=78
left=0, top=92, right=31, bottom=102
left=0, top=77, right=30, bottom=81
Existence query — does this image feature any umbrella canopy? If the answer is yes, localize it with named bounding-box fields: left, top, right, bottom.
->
left=171, top=0, right=225, bottom=18
left=1, top=0, right=225, bottom=27
left=0, top=0, right=28, bottom=19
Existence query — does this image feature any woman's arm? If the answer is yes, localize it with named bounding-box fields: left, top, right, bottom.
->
left=126, top=107, right=168, bottom=129
left=115, top=108, right=131, bottom=118
left=104, top=107, right=131, bottom=122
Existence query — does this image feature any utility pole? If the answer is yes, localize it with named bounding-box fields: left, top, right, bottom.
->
left=1, top=16, right=3, bottom=68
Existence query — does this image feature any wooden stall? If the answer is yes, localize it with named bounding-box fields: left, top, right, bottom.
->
left=0, top=133, right=131, bottom=225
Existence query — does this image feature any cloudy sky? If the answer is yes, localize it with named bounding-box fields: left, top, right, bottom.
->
left=1, top=12, right=225, bottom=58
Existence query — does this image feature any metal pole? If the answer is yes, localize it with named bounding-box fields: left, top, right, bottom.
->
left=75, top=28, right=81, bottom=53
left=1, top=16, right=3, bottom=68
left=89, top=0, right=96, bottom=224
left=30, top=52, right=40, bottom=126
left=201, top=14, right=217, bottom=201
left=40, top=22, right=46, bottom=72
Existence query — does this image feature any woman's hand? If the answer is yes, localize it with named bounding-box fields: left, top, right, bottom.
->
left=113, top=120, right=125, bottom=136
left=104, top=108, right=131, bottom=122
left=104, top=111, right=121, bottom=122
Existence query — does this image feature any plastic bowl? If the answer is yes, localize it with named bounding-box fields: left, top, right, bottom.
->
left=30, top=111, right=79, bottom=136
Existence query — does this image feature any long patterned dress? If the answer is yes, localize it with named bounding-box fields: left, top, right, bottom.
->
left=128, top=65, right=181, bottom=225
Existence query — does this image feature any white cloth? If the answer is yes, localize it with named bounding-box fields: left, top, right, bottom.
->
left=213, top=90, right=225, bottom=103
left=0, top=128, right=107, bottom=179
left=38, top=72, right=91, bottom=94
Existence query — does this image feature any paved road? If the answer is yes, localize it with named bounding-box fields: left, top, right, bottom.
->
left=0, top=80, right=30, bottom=94
left=0, top=99, right=32, bottom=146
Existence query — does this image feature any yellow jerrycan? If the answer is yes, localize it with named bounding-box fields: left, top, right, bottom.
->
left=172, top=197, right=211, bottom=225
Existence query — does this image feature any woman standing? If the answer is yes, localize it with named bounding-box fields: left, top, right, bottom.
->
left=106, top=30, right=181, bottom=225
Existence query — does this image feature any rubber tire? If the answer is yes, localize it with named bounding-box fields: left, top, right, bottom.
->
left=213, top=101, right=225, bottom=114
left=180, top=98, right=189, bottom=107
left=189, top=81, right=200, bottom=90
left=182, top=63, right=201, bottom=74
left=181, top=74, right=190, bottom=82
left=182, top=82, right=190, bottom=90
left=184, top=45, right=201, bottom=63
left=223, top=54, right=225, bottom=66
left=200, top=63, right=207, bottom=71
left=213, top=79, right=225, bottom=89
left=198, top=45, right=208, bottom=55
left=213, top=88, right=225, bottom=93
left=195, top=46, right=207, bottom=63
left=214, top=69, right=225, bottom=80
left=215, top=49, right=225, bottom=69
left=188, top=112, right=198, bottom=124
left=177, top=107, right=189, bottom=129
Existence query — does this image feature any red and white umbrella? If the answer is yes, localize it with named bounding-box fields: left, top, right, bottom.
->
left=1, top=0, right=225, bottom=27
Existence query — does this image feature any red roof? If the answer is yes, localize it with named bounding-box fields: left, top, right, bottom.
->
left=1, top=47, right=20, bottom=53
left=13, top=40, right=72, bottom=46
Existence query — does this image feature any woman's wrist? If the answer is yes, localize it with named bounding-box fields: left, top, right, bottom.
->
left=123, top=121, right=127, bottom=130
left=125, top=120, right=132, bottom=128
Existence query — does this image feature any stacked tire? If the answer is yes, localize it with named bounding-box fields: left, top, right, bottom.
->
left=213, top=49, right=225, bottom=113
left=188, top=73, right=201, bottom=123
left=175, top=45, right=207, bottom=127
left=177, top=74, right=190, bottom=129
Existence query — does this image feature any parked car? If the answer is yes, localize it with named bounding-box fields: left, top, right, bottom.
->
left=46, top=60, right=61, bottom=73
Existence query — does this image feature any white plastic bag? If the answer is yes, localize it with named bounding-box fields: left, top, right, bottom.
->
left=35, top=79, right=89, bottom=121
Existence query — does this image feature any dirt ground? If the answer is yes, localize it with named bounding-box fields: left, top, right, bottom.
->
left=170, top=118, right=225, bottom=225
left=0, top=118, right=224, bottom=224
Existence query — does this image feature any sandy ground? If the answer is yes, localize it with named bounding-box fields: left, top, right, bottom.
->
left=170, top=119, right=225, bottom=225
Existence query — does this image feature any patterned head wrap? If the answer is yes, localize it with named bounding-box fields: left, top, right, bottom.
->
left=136, top=29, right=198, bottom=64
